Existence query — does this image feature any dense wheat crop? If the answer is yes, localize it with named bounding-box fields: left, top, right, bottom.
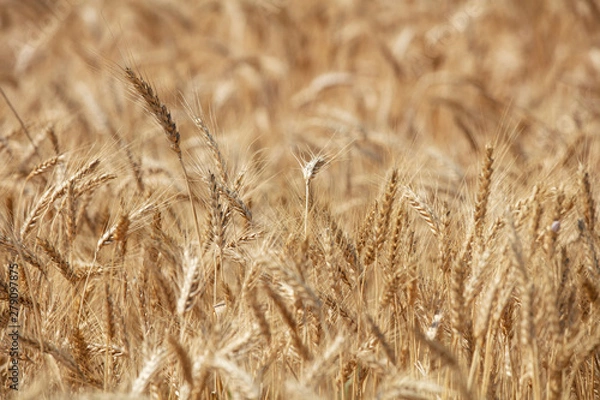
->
left=2, top=1, right=600, bottom=399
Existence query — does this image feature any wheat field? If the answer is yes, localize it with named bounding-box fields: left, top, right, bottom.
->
left=1, top=1, right=600, bottom=399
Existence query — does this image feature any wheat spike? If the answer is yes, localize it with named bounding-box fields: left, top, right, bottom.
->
left=404, top=186, right=440, bottom=238
left=191, top=114, right=229, bottom=183
left=579, top=165, right=596, bottom=235
left=21, top=159, right=100, bottom=239
left=474, top=145, right=494, bottom=240
left=25, top=154, right=64, bottom=182
left=302, top=155, right=328, bottom=239
left=125, top=67, right=181, bottom=156
left=131, top=348, right=168, bottom=395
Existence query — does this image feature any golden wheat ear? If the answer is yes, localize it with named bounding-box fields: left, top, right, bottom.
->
left=297, top=155, right=328, bottom=239
left=124, top=67, right=181, bottom=157
left=124, top=67, right=202, bottom=251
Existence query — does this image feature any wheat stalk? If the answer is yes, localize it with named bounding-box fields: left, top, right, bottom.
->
left=124, top=67, right=203, bottom=257
left=301, top=155, right=327, bottom=239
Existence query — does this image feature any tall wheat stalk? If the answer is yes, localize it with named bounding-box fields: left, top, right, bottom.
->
left=301, top=156, right=327, bottom=239
left=124, top=67, right=202, bottom=250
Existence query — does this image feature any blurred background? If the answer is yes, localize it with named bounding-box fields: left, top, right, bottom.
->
left=2, top=0, right=600, bottom=212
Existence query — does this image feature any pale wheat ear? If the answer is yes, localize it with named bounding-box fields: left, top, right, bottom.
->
left=301, top=156, right=328, bottom=183
left=293, top=152, right=329, bottom=239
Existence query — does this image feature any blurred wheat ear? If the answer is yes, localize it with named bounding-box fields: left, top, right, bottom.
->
left=301, top=156, right=328, bottom=239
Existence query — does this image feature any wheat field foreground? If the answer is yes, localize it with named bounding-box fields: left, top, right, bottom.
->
left=1, top=1, right=600, bottom=399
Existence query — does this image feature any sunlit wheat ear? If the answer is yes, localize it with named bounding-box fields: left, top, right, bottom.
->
left=191, top=113, right=229, bottom=184
left=131, top=347, right=168, bottom=396
left=21, top=158, right=100, bottom=239
left=404, top=186, right=440, bottom=238
left=299, top=155, right=328, bottom=239
left=124, top=67, right=202, bottom=250
left=124, top=67, right=181, bottom=157
left=25, top=154, right=64, bottom=182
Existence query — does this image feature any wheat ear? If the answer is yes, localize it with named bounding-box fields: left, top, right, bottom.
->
left=191, top=114, right=229, bottom=183
left=131, top=347, right=168, bottom=395
left=364, top=169, right=399, bottom=267
left=474, top=145, right=494, bottom=240
left=25, top=155, right=64, bottom=182
left=124, top=67, right=202, bottom=251
left=21, top=159, right=100, bottom=239
left=375, top=168, right=399, bottom=252
left=404, top=186, right=440, bottom=238
left=302, top=156, right=327, bottom=239
left=579, top=165, right=595, bottom=235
